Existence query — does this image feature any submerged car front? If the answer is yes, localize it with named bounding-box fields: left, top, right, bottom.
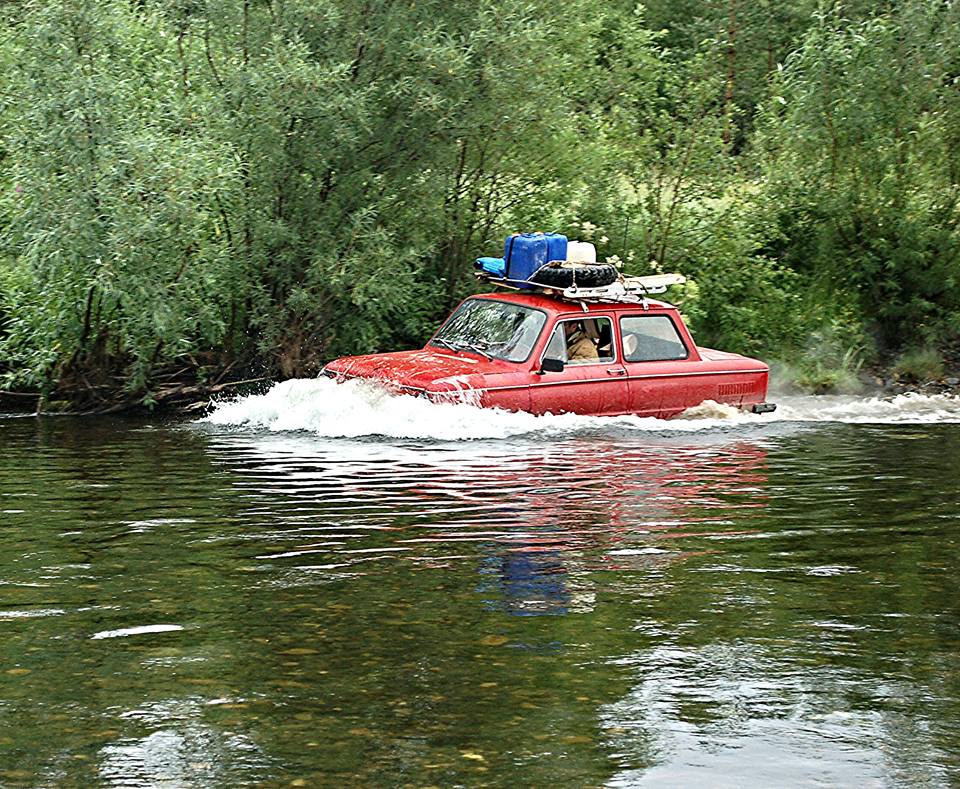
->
left=322, top=296, right=548, bottom=409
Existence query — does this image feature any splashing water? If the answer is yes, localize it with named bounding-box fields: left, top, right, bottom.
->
left=202, top=378, right=960, bottom=441
left=775, top=392, right=960, bottom=424
left=204, top=378, right=674, bottom=440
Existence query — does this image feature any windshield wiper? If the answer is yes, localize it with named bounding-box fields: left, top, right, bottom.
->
left=432, top=337, right=492, bottom=359
left=458, top=341, right=492, bottom=360
left=430, top=337, right=493, bottom=359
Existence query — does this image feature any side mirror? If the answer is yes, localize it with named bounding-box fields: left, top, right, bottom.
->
left=539, top=357, right=565, bottom=374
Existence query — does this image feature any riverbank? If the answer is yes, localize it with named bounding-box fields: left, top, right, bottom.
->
left=0, top=372, right=271, bottom=416
left=3, top=362, right=959, bottom=417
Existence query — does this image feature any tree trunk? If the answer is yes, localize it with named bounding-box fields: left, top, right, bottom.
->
left=723, top=0, right=738, bottom=147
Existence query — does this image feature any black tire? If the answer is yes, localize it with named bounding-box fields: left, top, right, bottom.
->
left=530, top=263, right=618, bottom=289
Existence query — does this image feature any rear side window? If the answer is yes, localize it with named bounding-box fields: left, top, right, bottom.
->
left=620, top=315, right=688, bottom=362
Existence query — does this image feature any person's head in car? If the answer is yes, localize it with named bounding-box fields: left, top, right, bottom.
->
left=564, top=320, right=599, bottom=362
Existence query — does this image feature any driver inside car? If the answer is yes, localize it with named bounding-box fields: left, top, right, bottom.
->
left=564, top=320, right=599, bottom=363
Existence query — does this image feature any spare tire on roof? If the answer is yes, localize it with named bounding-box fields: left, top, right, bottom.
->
left=530, top=262, right=618, bottom=289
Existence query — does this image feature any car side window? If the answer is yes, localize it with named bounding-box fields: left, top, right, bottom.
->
left=620, top=315, right=688, bottom=362
left=546, top=318, right=614, bottom=365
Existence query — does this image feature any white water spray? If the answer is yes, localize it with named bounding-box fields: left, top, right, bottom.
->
left=203, top=379, right=960, bottom=441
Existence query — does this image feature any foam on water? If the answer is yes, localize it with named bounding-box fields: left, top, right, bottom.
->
left=202, top=378, right=960, bottom=441
left=203, top=378, right=673, bottom=440
left=775, top=392, right=960, bottom=424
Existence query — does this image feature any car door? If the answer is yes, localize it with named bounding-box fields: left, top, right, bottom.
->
left=528, top=316, right=630, bottom=416
left=619, top=313, right=701, bottom=417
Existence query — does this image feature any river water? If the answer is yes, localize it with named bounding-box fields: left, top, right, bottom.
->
left=2, top=381, right=960, bottom=787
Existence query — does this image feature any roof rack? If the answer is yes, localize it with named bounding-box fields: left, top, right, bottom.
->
left=475, top=272, right=686, bottom=305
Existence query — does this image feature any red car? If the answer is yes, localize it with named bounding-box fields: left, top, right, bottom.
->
left=322, top=290, right=775, bottom=418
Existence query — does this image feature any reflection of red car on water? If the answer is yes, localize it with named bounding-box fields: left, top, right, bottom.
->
left=323, top=282, right=775, bottom=419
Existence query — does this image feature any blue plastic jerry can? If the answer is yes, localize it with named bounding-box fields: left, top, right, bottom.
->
left=475, top=256, right=506, bottom=277
left=545, top=233, right=567, bottom=265
left=503, top=233, right=567, bottom=287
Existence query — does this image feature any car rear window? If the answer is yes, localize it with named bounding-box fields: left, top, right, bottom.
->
left=620, top=315, right=688, bottom=362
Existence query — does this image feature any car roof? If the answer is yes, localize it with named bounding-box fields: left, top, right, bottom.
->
left=471, top=290, right=675, bottom=315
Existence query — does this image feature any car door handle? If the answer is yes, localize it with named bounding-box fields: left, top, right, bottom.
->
left=606, top=368, right=626, bottom=377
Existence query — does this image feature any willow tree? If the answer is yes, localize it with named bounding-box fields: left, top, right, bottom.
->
left=186, top=0, right=620, bottom=371
left=564, top=5, right=806, bottom=356
left=0, top=0, right=647, bottom=400
left=0, top=0, right=238, bottom=398
left=757, top=0, right=960, bottom=351
left=641, top=0, right=821, bottom=148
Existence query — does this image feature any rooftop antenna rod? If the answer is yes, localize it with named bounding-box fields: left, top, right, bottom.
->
left=621, top=212, right=630, bottom=267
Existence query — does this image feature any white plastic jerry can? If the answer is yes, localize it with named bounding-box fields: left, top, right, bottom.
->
left=566, top=241, right=597, bottom=264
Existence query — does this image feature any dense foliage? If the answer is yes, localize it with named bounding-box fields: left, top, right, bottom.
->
left=1, top=0, right=958, bottom=405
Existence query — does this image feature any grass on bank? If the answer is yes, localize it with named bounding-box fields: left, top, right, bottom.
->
left=890, top=348, right=945, bottom=383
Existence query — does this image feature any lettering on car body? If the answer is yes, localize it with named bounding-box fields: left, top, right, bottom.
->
left=718, top=382, right=754, bottom=397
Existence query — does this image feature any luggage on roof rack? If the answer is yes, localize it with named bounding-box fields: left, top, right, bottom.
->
left=474, top=232, right=684, bottom=303
left=476, top=233, right=619, bottom=289
left=473, top=270, right=686, bottom=304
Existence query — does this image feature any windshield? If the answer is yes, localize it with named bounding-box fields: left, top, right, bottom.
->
left=430, top=299, right=547, bottom=363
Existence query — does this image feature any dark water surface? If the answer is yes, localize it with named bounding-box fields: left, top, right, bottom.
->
left=1, top=411, right=959, bottom=787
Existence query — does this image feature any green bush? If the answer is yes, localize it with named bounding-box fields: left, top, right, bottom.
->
left=891, top=348, right=945, bottom=383
left=755, top=4, right=960, bottom=353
